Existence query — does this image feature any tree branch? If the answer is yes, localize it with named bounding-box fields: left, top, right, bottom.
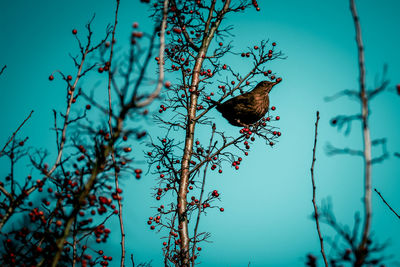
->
left=374, top=188, right=400, bottom=219
left=310, top=111, right=329, bottom=267
left=350, top=0, right=372, bottom=252
left=0, top=110, right=34, bottom=156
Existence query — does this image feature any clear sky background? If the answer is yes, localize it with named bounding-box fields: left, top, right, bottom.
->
left=0, top=0, right=399, bottom=266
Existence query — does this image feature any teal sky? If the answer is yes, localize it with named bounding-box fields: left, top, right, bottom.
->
left=1, top=0, right=399, bottom=266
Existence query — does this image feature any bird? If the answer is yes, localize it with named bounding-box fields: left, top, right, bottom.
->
left=210, top=80, right=278, bottom=127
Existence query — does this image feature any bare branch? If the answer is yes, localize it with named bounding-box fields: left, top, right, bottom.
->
left=324, top=89, right=359, bottom=102
left=135, top=0, right=169, bottom=108
left=105, top=1, right=125, bottom=266
left=326, top=143, right=363, bottom=157
left=310, top=111, right=329, bottom=267
left=350, top=0, right=372, bottom=251
left=330, top=114, right=362, bottom=135
left=371, top=138, right=389, bottom=164
left=374, top=188, right=400, bottom=219
left=0, top=110, right=34, bottom=156
left=0, top=65, right=6, bottom=76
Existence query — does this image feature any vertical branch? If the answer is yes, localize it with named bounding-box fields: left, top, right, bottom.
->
left=72, top=218, right=78, bottom=267
left=177, top=1, right=231, bottom=265
left=135, top=0, right=169, bottom=108
left=191, top=125, right=216, bottom=266
left=310, top=111, right=328, bottom=267
left=106, top=1, right=125, bottom=266
left=350, top=0, right=372, bottom=251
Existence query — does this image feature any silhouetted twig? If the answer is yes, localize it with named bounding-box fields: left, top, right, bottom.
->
left=310, top=111, right=329, bottom=267
left=0, top=110, right=33, bottom=156
left=105, top=1, right=126, bottom=266
left=374, top=188, right=400, bottom=219
left=0, top=65, right=6, bottom=76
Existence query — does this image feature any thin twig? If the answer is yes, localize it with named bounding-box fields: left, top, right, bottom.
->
left=135, top=0, right=169, bottom=108
left=0, top=65, right=6, bottom=76
left=191, top=125, right=216, bottom=266
left=106, top=1, right=125, bottom=266
left=310, top=111, right=329, bottom=267
left=0, top=110, right=33, bottom=156
left=374, top=188, right=400, bottom=219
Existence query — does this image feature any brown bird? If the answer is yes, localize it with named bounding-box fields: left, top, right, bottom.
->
left=212, top=80, right=278, bottom=127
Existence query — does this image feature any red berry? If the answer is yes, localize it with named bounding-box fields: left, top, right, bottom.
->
left=275, top=116, right=280, bottom=120
left=67, top=75, right=72, bottom=81
left=397, top=84, right=400, bottom=95
left=72, top=29, right=77, bottom=35
left=165, top=81, right=171, bottom=88
left=271, top=106, right=276, bottom=110
left=48, top=75, right=54, bottom=81
left=132, top=22, right=139, bottom=28
left=220, top=208, right=224, bottom=212
left=86, top=104, right=91, bottom=110
left=272, top=42, right=276, bottom=46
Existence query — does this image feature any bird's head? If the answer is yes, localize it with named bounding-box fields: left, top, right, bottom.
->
left=257, top=80, right=278, bottom=93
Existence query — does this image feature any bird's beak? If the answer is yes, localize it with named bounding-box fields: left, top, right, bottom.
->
left=273, top=78, right=282, bottom=86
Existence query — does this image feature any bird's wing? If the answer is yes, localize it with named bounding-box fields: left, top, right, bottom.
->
left=222, top=93, right=254, bottom=113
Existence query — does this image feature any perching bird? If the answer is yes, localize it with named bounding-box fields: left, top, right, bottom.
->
left=211, top=80, right=278, bottom=127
